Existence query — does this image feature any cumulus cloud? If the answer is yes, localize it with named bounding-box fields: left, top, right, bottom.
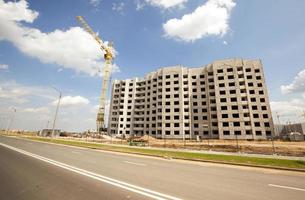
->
left=0, top=79, right=100, bottom=132
left=163, top=0, right=236, bottom=42
left=22, top=107, right=50, bottom=114
left=135, top=0, right=187, bottom=10
left=52, top=96, right=90, bottom=107
left=0, top=0, right=116, bottom=76
left=0, top=80, right=53, bottom=103
left=89, top=0, right=102, bottom=8
left=281, top=69, right=305, bottom=94
left=0, top=64, right=8, bottom=70
left=270, top=96, right=305, bottom=124
left=112, top=2, right=125, bottom=14
left=135, top=0, right=145, bottom=10
left=145, top=0, right=187, bottom=9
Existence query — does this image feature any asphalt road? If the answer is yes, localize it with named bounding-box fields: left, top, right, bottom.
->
left=0, top=136, right=304, bottom=200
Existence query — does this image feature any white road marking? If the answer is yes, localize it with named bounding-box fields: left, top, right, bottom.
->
left=0, top=142, right=181, bottom=200
left=268, top=184, right=305, bottom=192
left=124, top=161, right=147, bottom=166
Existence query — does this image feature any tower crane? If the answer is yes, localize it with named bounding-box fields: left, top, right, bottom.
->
left=76, top=16, right=114, bottom=133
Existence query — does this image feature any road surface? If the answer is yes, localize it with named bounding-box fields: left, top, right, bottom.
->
left=0, top=136, right=304, bottom=200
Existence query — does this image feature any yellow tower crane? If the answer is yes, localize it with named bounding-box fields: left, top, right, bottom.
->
left=76, top=16, right=114, bottom=133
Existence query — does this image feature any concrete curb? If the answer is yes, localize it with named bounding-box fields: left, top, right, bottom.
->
left=5, top=135, right=305, bottom=173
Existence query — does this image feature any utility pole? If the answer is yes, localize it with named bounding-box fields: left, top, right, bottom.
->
left=51, top=87, right=61, bottom=138
left=5, top=108, right=16, bottom=135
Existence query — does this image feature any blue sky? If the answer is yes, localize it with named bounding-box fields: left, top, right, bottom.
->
left=1, top=0, right=305, bottom=131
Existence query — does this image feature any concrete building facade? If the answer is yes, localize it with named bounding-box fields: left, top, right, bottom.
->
left=108, top=58, right=274, bottom=140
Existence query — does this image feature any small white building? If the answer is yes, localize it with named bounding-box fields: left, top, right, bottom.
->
left=38, top=129, right=61, bottom=137
left=289, top=132, right=304, bottom=141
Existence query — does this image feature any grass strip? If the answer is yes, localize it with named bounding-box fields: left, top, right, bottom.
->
left=25, top=136, right=305, bottom=170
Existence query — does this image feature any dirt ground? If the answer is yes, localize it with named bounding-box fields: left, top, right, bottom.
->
left=140, top=137, right=305, bottom=156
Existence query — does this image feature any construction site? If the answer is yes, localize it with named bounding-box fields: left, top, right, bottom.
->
left=1, top=2, right=305, bottom=200
left=74, top=17, right=305, bottom=142
left=2, top=16, right=304, bottom=158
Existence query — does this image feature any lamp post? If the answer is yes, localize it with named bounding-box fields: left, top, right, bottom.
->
left=202, top=124, right=209, bottom=150
left=51, top=87, right=61, bottom=138
left=147, top=131, right=150, bottom=147
left=235, top=134, right=239, bottom=152
left=5, top=108, right=16, bottom=135
left=271, top=131, right=276, bottom=155
left=0, top=116, right=6, bottom=130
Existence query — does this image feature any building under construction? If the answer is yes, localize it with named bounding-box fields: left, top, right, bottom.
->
left=107, top=58, right=275, bottom=140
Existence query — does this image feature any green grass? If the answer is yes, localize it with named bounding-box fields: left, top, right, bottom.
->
left=25, top=136, right=305, bottom=170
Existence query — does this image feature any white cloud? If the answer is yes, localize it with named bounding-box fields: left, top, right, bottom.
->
left=0, top=0, right=117, bottom=76
left=89, top=0, right=101, bottom=7
left=270, top=96, right=305, bottom=124
left=135, top=0, right=145, bottom=10
left=145, top=0, right=187, bottom=9
left=0, top=63, right=8, bottom=70
left=275, top=69, right=305, bottom=124
left=135, top=0, right=186, bottom=10
left=52, top=96, right=90, bottom=107
left=112, top=2, right=125, bottom=14
left=163, top=0, right=236, bottom=42
left=223, top=40, right=228, bottom=45
left=0, top=79, right=100, bottom=132
left=22, top=107, right=49, bottom=114
left=281, top=69, right=305, bottom=94
left=271, top=99, right=305, bottom=116
left=0, top=80, right=53, bottom=103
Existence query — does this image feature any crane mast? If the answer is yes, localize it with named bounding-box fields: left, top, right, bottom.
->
left=76, top=16, right=114, bottom=133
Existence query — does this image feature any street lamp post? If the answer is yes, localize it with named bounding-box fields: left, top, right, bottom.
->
left=235, top=134, right=239, bottom=152
left=271, top=132, right=276, bottom=155
left=202, top=124, right=209, bottom=150
left=5, top=108, right=16, bottom=135
left=51, top=87, right=61, bottom=138
left=0, top=116, right=6, bottom=130
left=147, top=131, right=150, bottom=147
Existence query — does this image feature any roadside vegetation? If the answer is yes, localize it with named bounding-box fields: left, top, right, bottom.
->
left=19, top=136, right=305, bottom=171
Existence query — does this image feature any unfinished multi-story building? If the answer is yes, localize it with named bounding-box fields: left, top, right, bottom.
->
left=108, top=58, right=274, bottom=140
